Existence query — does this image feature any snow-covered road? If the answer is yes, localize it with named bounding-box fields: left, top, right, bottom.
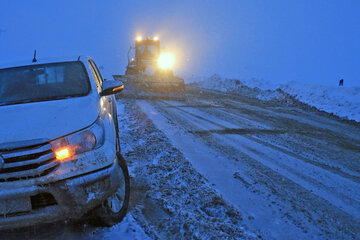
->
left=135, top=88, right=360, bottom=239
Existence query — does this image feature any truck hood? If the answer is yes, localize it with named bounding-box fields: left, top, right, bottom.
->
left=0, top=94, right=99, bottom=145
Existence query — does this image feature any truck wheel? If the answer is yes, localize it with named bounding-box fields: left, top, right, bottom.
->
left=94, top=153, right=130, bottom=226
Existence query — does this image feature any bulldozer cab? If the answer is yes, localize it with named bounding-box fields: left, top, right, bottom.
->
left=131, top=38, right=160, bottom=74
left=135, top=39, right=160, bottom=62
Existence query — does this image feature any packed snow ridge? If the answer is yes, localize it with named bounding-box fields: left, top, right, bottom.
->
left=188, top=74, right=360, bottom=122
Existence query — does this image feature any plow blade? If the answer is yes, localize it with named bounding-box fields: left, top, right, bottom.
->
left=113, top=74, right=186, bottom=101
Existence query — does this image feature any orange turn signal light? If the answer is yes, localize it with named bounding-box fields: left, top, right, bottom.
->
left=55, top=147, right=71, bottom=161
left=113, top=85, right=124, bottom=92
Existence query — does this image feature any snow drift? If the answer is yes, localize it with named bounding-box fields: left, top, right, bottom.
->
left=189, top=75, right=360, bottom=122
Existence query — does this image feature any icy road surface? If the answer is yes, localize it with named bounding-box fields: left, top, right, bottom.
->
left=132, top=88, right=360, bottom=239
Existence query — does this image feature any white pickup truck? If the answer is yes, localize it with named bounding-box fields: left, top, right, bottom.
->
left=0, top=56, right=130, bottom=230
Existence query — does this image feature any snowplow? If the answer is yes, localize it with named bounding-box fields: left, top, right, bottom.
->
left=113, top=36, right=185, bottom=99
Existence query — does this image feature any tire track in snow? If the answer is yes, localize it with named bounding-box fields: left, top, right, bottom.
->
left=143, top=94, right=360, bottom=239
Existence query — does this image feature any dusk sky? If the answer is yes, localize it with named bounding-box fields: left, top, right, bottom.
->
left=0, top=0, right=359, bottom=86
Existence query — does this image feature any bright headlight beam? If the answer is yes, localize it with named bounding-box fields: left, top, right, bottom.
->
left=158, top=53, right=175, bottom=70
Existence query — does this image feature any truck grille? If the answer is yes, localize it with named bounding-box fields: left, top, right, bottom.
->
left=0, top=143, right=59, bottom=182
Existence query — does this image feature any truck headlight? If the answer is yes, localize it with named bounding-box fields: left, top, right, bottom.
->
left=51, top=118, right=105, bottom=161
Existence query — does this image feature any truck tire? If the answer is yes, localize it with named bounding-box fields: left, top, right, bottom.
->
left=93, top=153, right=130, bottom=226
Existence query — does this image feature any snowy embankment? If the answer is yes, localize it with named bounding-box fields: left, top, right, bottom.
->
left=188, top=75, right=360, bottom=122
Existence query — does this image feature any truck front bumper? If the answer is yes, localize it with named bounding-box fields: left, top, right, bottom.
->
left=0, top=159, right=121, bottom=230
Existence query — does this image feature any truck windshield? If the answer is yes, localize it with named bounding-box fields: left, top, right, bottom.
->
left=0, top=61, right=90, bottom=106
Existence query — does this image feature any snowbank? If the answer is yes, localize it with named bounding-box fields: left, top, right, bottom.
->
left=280, top=82, right=360, bottom=122
left=190, top=75, right=360, bottom=122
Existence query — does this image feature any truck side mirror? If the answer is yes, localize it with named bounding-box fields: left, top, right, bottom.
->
left=100, top=80, right=124, bottom=96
